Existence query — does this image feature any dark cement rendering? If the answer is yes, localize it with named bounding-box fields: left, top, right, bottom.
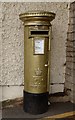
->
left=1, top=102, right=75, bottom=120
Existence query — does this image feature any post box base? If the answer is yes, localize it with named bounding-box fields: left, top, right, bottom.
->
left=23, top=91, right=48, bottom=114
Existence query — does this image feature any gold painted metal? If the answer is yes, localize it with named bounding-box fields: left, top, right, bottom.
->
left=19, top=11, right=55, bottom=93
left=47, top=26, right=52, bottom=92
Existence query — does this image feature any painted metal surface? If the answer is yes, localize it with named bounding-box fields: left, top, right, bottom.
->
left=19, top=11, right=55, bottom=93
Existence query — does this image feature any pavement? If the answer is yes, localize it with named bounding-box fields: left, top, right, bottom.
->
left=1, top=102, right=75, bottom=120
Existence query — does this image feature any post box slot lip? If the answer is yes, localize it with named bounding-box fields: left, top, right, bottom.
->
left=30, top=30, right=49, bottom=36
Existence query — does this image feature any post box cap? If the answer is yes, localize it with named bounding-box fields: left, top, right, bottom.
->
left=19, top=10, right=56, bottom=23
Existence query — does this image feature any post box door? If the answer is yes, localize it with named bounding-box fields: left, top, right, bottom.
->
left=24, top=26, right=50, bottom=94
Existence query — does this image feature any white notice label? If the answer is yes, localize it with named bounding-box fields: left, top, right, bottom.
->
left=34, top=39, right=44, bottom=54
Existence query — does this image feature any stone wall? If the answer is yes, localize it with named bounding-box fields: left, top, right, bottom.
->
left=1, top=2, right=69, bottom=101
left=65, top=2, right=75, bottom=103
left=0, top=2, right=3, bottom=102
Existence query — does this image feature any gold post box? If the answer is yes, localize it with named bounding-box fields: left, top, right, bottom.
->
left=19, top=11, right=55, bottom=114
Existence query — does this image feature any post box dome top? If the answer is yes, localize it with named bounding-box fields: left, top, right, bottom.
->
left=19, top=11, right=56, bottom=23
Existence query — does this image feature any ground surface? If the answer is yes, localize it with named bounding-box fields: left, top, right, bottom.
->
left=1, top=102, right=75, bottom=120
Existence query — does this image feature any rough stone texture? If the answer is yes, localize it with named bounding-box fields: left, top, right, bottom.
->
left=65, top=2, right=75, bottom=103
left=2, top=86, right=23, bottom=101
left=0, top=2, right=69, bottom=101
left=49, top=95, right=70, bottom=103
left=0, top=3, right=2, bottom=85
left=65, top=80, right=74, bottom=91
left=0, top=3, right=3, bottom=104
left=2, top=3, right=24, bottom=85
left=50, top=84, right=64, bottom=94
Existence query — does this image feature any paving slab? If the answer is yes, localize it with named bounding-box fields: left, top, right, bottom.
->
left=2, top=102, right=75, bottom=120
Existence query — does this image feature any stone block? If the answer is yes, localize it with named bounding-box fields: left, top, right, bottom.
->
left=65, top=80, right=74, bottom=90
left=66, top=51, right=74, bottom=57
left=49, top=84, right=64, bottom=94
left=66, top=56, right=74, bottom=62
left=67, top=33, right=74, bottom=40
left=70, top=2, right=75, bottom=11
left=65, top=73, right=73, bottom=83
left=69, top=9, right=75, bottom=18
left=66, top=40, right=74, bottom=47
left=66, top=67, right=73, bottom=76
left=69, top=89, right=75, bottom=103
left=73, top=41, right=75, bottom=46
left=49, top=95, right=70, bottom=103
left=70, top=17, right=75, bottom=24
left=66, top=46, right=75, bottom=52
left=2, top=86, right=23, bottom=101
left=73, top=63, right=75, bottom=70
left=66, top=61, right=73, bottom=68
left=67, top=32, right=75, bottom=40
